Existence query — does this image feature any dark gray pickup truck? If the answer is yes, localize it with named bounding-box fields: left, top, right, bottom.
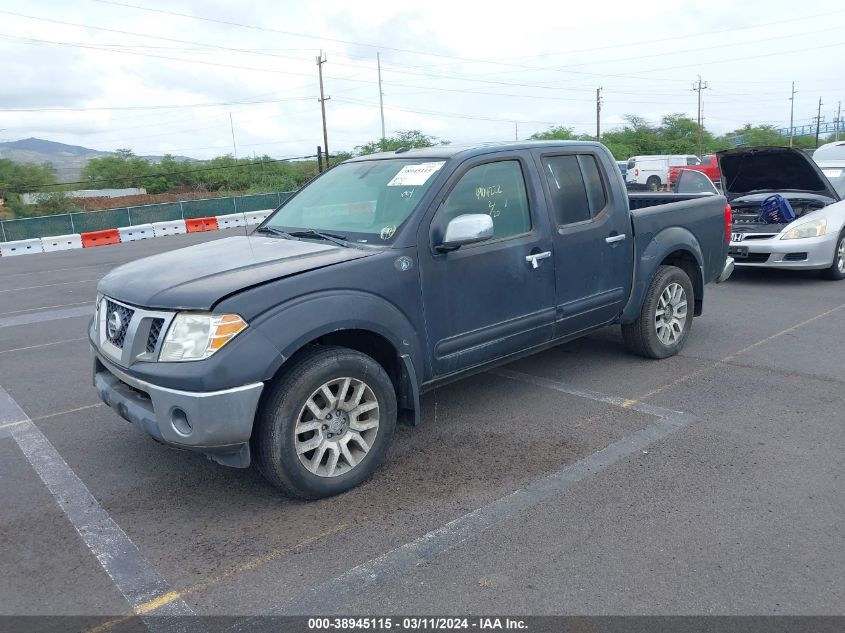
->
left=90, top=141, right=733, bottom=499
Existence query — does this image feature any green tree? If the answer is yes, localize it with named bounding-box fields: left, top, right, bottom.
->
left=355, top=130, right=447, bottom=155
left=81, top=149, right=157, bottom=190
left=529, top=126, right=583, bottom=141
left=712, top=124, right=816, bottom=151
left=0, top=158, right=56, bottom=195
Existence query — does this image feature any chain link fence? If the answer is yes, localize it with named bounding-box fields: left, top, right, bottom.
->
left=0, top=192, right=294, bottom=242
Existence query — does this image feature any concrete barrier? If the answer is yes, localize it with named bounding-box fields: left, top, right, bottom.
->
left=118, top=224, right=155, bottom=242
left=151, top=220, right=186, bottom=237
left=0, top=238, right=44, bottom=257
left=41, top=234, right=83, bottom=252
left=81, top=229, right=121, bottom=248
left=216, top=213, right=246, bottom=229
left=244, top=210, right=273, bottom=225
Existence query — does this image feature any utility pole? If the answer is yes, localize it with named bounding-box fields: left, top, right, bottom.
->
left=814, top=96, right=823, bottom=148
left=317, top=51, right=330, bottom=167
left=692, top=76, right=708, bottom=157
left=788, top=82, right=797, bottom=148
left=514, top=121, right=518, bottom=141
left=595, top=87, right=602, bottom=141
left=836, top=101, right=842, bottom=142
left=229, top=112, right=238, bottom=159
left=377, top=52, right=386, bottom=148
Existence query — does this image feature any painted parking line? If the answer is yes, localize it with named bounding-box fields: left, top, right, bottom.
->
left=0, top=300, right=92, bottom=316
left=0, top=278, right=99, bottom=293
left=0, top=385, right=203, bottom=633
left=0, top=337, right=88, bottom=356
left=234, top=373, right=698, bottom=624
left=0, top=305, right=92, bottom=328
left=627, top=302, right=845, bottom=406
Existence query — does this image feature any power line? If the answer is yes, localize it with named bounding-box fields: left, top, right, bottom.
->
left=92, top=0, right=845, bottom=84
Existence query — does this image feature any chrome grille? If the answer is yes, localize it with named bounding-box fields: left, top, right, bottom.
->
left=146, top=318, right=164, bottom=353
left=104, top=299, right=134, bottom=349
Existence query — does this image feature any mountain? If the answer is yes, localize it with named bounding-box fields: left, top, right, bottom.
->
left=0, top=138, right=197, bottom=183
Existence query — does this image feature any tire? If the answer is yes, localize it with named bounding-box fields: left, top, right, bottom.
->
left=622, top=265, right=694, bottom=359
left=822, top=230, right=845, bottom=280
left=646, top=176, right=661, bottom=192
left=253, top=345, right=397, bottom=499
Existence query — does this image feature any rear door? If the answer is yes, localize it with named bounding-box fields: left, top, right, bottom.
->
left=418, top=153, right=556, bottom=377
left=533, top=150, right=634, bottom=337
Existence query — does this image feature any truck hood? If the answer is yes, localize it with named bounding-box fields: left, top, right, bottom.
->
left=718, top=146, right=840, bottom=202
left=98, top=235, right=375, bottom=310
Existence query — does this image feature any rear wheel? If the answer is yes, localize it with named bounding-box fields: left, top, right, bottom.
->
left=646, top=175, right=661, bottom=192
left=822, top=230, right=845, bottom=280
left=253, top=346, right=397, bottom=499
left=622, top=265, right=694, bottom=359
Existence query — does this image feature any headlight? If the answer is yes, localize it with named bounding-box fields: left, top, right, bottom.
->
left=780, top=218, right=827, bottom=240
left=159, top=313, right=247, bottom=362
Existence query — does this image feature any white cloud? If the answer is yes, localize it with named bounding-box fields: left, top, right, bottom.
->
left=1, top=0, right=843, bottom=158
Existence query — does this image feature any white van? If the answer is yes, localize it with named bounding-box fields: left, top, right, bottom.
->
left=626, top=154, right=700, bottom=190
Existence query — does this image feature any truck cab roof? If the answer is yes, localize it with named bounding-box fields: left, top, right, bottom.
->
left=345, top=140, right=608, bottom=163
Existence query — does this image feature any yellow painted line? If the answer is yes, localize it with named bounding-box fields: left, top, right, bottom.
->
left=0, top=337, right=87, bottom=355
left=133, top=590, right=182, bottom=615
left=0, top=301, right=91, bottom=316
left=627, top=302, right=845, bottom=406
left=30, top=403, right=105, bottom=422
left=85, top=523, right=349, bottom=632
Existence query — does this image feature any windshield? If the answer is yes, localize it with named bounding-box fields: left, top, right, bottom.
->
left=264, top=159, right=446, bottom=243
left=820, top=166, right=845, bottom=197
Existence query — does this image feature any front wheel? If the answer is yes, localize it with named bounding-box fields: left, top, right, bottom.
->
left=253, top=346, right=397, bottom=499
left=822, top=230, right=845, bottom=280
left=646, top=176, right=662, bottom=192
left=622, top=265, right=694, bottom=359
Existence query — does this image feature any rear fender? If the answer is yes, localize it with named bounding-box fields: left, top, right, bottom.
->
left=621, top=227, right=704, bottom=323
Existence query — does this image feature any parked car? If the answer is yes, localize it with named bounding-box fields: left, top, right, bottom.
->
left=90, top=141, right=732, bottom=499
left=626, top=154, right=700, bottom=191
left=814, top=141, right=845, bottom=199
left=669, top=155, right=720, bottom=188
left=616, top=160, right=628, bottom=183
left=720, top=146, right=845, bottom=279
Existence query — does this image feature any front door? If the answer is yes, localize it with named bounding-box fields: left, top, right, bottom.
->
left=419, top=155, right=556, bottom=378
left=533, top=151, right=634, bottom=337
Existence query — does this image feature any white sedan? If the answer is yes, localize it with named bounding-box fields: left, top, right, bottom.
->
left=720, top=146, right=845, bottom=280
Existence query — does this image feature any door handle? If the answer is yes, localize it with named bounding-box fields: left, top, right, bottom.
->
left=605, top=234, right=627, bottom=244
left=525, top=251, right=552, bottom=269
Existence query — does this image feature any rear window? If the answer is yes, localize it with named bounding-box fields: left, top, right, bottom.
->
left=542, top=154, right=608, bottom=226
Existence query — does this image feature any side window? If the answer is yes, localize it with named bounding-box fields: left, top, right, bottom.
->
left=578, top=155, right=608, bottom=215
left=439, top=160, right=531, bottom=240
left=542, top=154, right=609, bottom=226
left=686, top=157, right=699, bottom=165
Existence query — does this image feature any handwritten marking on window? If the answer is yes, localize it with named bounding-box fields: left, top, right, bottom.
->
left=475, top=184, right=503, bottom=200
left=380, top=224, right=397, bottom=240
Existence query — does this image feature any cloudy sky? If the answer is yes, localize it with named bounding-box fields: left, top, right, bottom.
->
left=1, top=0, right=844, bottom=162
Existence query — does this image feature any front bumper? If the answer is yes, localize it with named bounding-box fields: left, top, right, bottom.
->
left=729, top=233, right=837, bottom=270
left=92, top=347, right=263, bottom=468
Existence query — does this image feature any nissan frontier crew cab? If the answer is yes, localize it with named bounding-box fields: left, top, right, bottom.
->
left=90, top=141, right=733, bottom=499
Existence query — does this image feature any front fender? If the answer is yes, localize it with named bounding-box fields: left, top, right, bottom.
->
left=251, top=289, right=424, bottom=381
left=621, top=226, right=704, bottom=323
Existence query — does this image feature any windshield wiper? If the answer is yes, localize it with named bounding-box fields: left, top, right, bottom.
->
left=287, top=229, right=349, bottom=247
left=254, top=226, right=292, bottom=238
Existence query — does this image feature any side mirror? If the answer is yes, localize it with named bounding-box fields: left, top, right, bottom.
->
left=437, top=214, right=494, bottom=251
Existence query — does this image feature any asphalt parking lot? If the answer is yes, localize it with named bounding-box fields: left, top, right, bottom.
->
left=1, top=231, right=844, bottom=628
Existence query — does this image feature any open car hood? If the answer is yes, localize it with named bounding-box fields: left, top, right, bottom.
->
left=717, top=146, right=840, bottom=202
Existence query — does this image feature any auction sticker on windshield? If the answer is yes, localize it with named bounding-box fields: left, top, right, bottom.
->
left=822, top=169, right=843, bottom=178
left=387, top=162, right=445, bottom=187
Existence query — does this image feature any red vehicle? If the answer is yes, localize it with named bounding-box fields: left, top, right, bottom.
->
left=669, top=155, right=720, bottom=187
